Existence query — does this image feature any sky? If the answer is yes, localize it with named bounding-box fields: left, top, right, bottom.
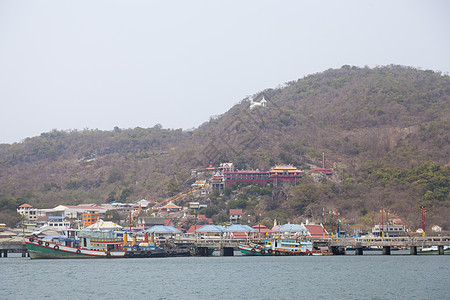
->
left=0, top=0, right=449, bottom=144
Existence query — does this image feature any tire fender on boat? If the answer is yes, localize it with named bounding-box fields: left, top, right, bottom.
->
left=76, top=249, right=81, bottom=254
left=54, top=245, right=59, bottom=250
left=38, top=240, right=43, bottom=245
left=29, top=238, right=34, bottom=243
left=251, top=248, right=256, bottom=254
left=45, top=242, right=49, bottom=247
left=268, top=249, right=273, bottom=254
left=261, top=250, right=265, bottom=254
left=106, top=252, right=111, bottom=258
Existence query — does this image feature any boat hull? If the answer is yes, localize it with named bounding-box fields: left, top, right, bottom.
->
left=25, top=238, right=126, bottom=259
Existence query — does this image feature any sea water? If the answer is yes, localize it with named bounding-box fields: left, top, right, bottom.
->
left=1, top=253, right=449, bottom=300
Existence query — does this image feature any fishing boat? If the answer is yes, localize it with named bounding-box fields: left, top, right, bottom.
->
left=25, top=230, right=126, bottom=259
left=239, top=238, right=313, bottom=256
left=123, top=243, right=168, bottom=258
left=419, top=245, right=450, bottom=254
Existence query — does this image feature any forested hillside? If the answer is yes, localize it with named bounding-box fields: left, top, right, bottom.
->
left=1, top=65, right=449, bottom=230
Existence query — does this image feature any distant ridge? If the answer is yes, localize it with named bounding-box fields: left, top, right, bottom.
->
left=0, top=65, right=449, bottom=230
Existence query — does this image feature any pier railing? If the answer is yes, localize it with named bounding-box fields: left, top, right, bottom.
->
left=171, top=236, right=450, bottom=249
left=329, top=236, right=450, bottom=248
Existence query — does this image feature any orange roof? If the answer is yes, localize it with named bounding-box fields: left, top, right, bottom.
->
left=162, top=203, right=181, bottom=209
left=252, top=224, right=267, bottom=229
left=19, top=203, right=33, bottom=208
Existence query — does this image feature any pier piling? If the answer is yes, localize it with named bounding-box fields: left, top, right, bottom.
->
left=221, top=247, right=234, bottom=256
left=410, top=246, right=417, bottom=255
left=331, top=246, right=345, bottom=255
left=382, top=246, right=391, bottom=255
left=195, top=247, right=211, bottom=256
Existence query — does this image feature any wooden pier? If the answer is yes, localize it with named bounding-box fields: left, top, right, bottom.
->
left=328, top=236, right=450, bottom=255
left=1, top=236, right=449, bottom=257
left=173, top=236, right=450, bottom=256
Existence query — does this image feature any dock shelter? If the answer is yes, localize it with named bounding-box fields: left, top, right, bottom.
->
left=274, top=224, right=309, bottom=238
left=195, top=225, right=225, bottom=239
left=224, top=224, right=257, bottom=239
left=144, top=226, right=182, bottom=239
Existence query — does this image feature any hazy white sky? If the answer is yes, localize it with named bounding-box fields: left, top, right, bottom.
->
left=0, top=0, right=449, bottom=144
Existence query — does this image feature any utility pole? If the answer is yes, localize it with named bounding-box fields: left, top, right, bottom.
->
left=329, top=210, right=334, bottom=238
left=322, top=208, right=325, bottom=238
left=322, top=152, right=325, bottom=169
left=129, top=211, right=132, bottom=232
left=380, top=209, right=384, bottom=238
left=385, top=210, right=389, bottom=237
left=336, top=211, right=340, bottom=238
left=420, top=206, right=426, bottom=237
left=258, top=208, right=261, bottom=239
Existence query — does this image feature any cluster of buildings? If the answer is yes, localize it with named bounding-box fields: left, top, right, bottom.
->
left=13, top=161, right=333, bottom=234
left=195, top=162, right=332, bottom=193
left=16, top=199, right=221, bottom=233
left=16, top=200, right=156, bottom=230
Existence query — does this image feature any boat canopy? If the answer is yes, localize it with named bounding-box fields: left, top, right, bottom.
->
left=86, top=220, right=123, bottom=230
left=42, top=235, right=70, bottom=241
left=224, top=224, right=257, bottom=232
left=144, top=225, right=182, bottom=234
left=275, top=224, right=308, bottom=232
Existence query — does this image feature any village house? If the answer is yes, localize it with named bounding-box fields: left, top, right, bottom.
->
left=229, top=209, right=243, bottom=223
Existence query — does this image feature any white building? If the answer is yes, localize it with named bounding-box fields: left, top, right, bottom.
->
left=250, top=97, right=267, bottom=109
left=17, top=204, right=38, bottom=221
left=52, top=204, right=107, bottom=219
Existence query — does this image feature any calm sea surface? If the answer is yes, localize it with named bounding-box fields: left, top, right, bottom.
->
left=1, top=253, right=449, bottom=300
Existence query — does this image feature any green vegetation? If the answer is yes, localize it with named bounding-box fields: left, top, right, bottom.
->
left=0, top=65, right=449, bottom=229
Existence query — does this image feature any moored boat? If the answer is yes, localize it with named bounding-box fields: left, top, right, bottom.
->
left=239, top=238, right=313, bottom=256
left=419, top=245, right=450, bottom=254
left=25, top=230, right=126, bottom=259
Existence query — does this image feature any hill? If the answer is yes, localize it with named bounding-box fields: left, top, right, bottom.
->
left=1, top=65, right=449, bottom=230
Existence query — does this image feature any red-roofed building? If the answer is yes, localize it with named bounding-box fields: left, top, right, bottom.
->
left=304, top=224, right=330, bottom=238
left=196, top=214, right=213, bottom=225
left=229, top=209, right=243, bottom=223
left=164, top=219, right=176, bottom=227
left=187, top=225, right=205, bottom=234
left=391, top=218, right=403, bottom=225
left=253, top=224, right=275, bottom=236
